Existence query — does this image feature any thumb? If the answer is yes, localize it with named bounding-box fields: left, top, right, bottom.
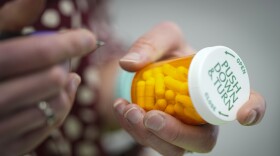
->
left=237, top=91, right=266, bottom=126
left=119, top=22, right=187, bottom=72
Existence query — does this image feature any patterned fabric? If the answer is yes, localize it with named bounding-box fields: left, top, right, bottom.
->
left=1, top=0, right=140, bottom=155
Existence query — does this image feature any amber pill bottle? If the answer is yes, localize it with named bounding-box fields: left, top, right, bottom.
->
left=116, top=46, right=250, bottom=125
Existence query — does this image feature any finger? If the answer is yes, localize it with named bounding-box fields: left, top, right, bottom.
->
left=113, top=99, right=185, bottom=156
left=0, top=106, right=46, bottom=144
left=237, top=91, right=266, bottom=126
left=2, top=126, right=52, bottom=156
left=143, top=110, right=219, bottom=153
left=45, top=74, right=80, bottom=127
left=120, top=22, right=191, bottom=72
left=65, top=73, right=81, bottom=104
left=0, top=76, right=80, bottom=143
left=0, top=29, right=97, bottom=79
left=0, top=66, right=68, bottom=115
left=0, top=0, right=46, bottom=32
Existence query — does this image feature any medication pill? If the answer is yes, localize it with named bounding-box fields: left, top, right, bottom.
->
left=165, top=90, right=175, bottom=100
left=164, top=76, right=184, bottom=93
left=156, top=99, right=167, bottom=110
left=175, top=94, right=192, bottom=108
left=152, top=67, right=162, bottom=76
left=145, top=78, right=155, bottom=97
left=136, top=81, right=145, bottom=108
left=142, top=70, right=152, bottom=80
left=155, top=76, right=165, bottom=98
left=145, top=97, right=155, bottom=111
left=177, top=66, right=188, bottom=77
left=165, top=105, right=175, bottom=115
left=174, top=103, right=184, bottom=117
left=162, top=64, right=185, bottom=81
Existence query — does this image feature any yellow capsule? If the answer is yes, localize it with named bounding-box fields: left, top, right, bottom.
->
left=162, top=64, right=186, bottom=81
left=142, top=70, right=152, bottom=80
left=145, top=97, right=155, bottom=111
left=154, top=73, right=164, bottom=79
left=145, top=102, right=155, bottom=111
left=175, top=94, right=192, bottom=108
left=176, top=66, right=188, bottom=81
left=136, top=81, right=145, bottom=97
left=162, top=64, right=177, bottom=78
left=183, top=108, right=205, bottom=124
left=156, top=99, right=167, bottom=110
left=180, top=83, right=189, bottom=95
left=164, top=76, right=188, bottom=94
left=177, top=66, right=188, bottom=77
left=154, top=104, right=160, bottom=110
left=136, top=81, right=145, bottom=108
left=145, top=78, right=155, bottom=97
left=152, top=67, right=162, bottom=76
left=165, top=90, right=175, bottom=100
left=165, top=105, right=175, bottom=115
left=155, top=76, right=165, bottom=98
left=167, top=100, right=176, bottom=105
left=137, top=98, right=145, bottom=108
left=174, top=103, right=185, bottom=117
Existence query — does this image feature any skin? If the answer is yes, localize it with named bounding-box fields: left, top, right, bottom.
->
left=113, top=22, right=266, bottom=156
left=0, top=1, right=99, bottom=155
left=0, top=1, right=266, bottom=156
left=0, top=0, right=46, bottom=32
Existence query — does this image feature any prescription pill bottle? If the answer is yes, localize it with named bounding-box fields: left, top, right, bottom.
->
left=116, top=46, right=250, bottom=125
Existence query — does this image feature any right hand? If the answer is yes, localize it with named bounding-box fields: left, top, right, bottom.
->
left=0, top=29, right=98, bottom=156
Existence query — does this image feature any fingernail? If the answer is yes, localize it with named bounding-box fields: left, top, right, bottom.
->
left=145, top=113, right=165, bottom=131
left=124, top=107, right=143, bottom=124
left=71, top=75, right=81, bottom=91
left=120, top=52, right=142, bottom=63
left=245, top=110, right=257, bottom=125
left=113, top=100, right=125, bottom=115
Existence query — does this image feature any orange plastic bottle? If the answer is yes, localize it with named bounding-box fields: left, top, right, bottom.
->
left=116, top=46, right=250, bottom=125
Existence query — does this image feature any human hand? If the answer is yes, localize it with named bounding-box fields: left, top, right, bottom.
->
left=0, top=0, right=46, bottom=32
left=0, top=29, right=98, bottom=156
left=113, top=22, right=266, bottom=155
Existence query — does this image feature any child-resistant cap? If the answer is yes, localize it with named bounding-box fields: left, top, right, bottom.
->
left=188, top=46, right=250, bottom=125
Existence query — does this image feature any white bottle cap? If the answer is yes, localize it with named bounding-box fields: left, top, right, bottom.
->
left=188, top=46, right=250, bottom=125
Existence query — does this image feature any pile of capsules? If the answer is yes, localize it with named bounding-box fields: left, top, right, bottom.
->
left=132, top=63, right=205, bottom=125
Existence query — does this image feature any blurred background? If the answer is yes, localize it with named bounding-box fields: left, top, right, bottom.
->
left=109, top=0, right=280, bottom=155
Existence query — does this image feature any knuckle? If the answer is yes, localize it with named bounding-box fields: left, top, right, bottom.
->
left=132, top=35, right=157, bottom=52
left=167, top=127, right=181, bottom=143
left=47, top=66, right=68, bottom=87
left=160, top=21, right=182, bottom=35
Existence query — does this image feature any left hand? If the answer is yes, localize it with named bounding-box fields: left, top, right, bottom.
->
left=113, top=22, right=266, bottom=155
